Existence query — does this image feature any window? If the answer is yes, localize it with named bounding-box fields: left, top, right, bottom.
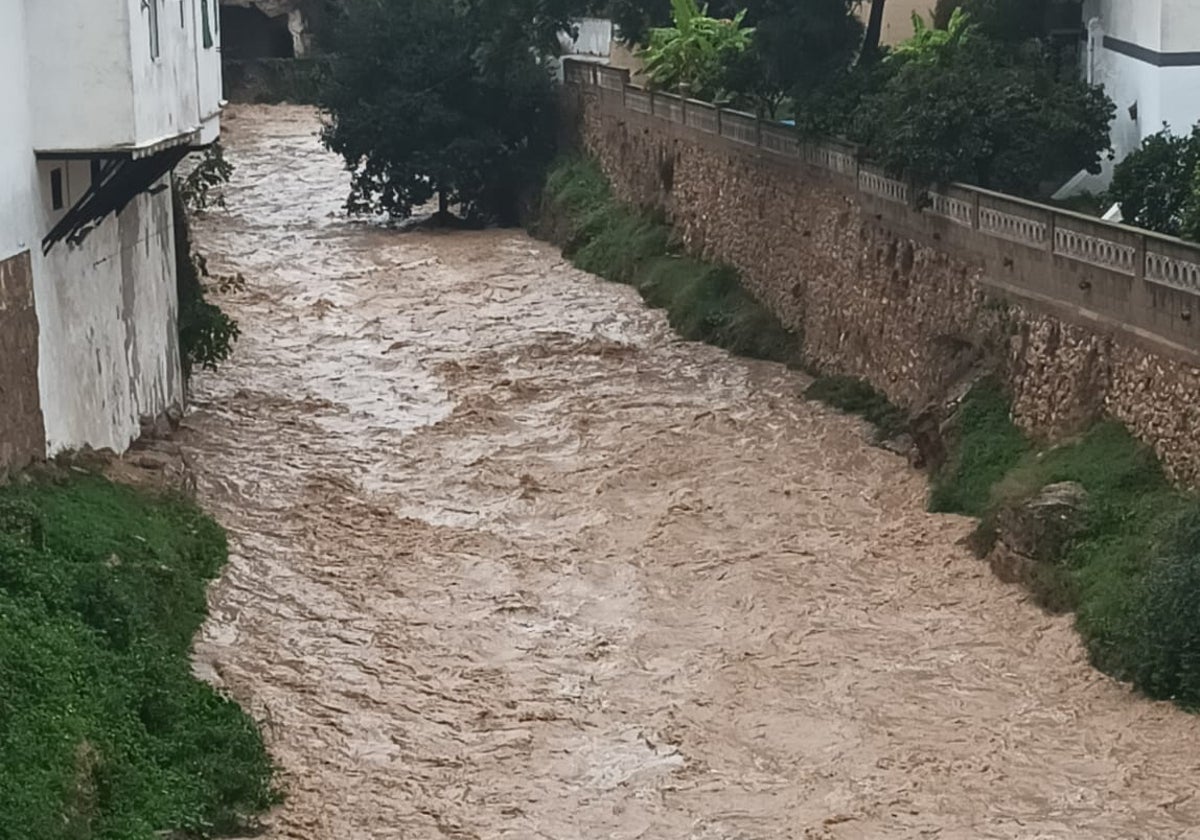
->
left=145, top=0, right=161, bottom=59
left=201, top=0, right=213, bottom=48
left=50, top=169, right=64, bottom=211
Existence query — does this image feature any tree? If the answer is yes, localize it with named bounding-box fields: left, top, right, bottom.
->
left=1108, top=125, right=1200, bottom=240
left=726, top=0, right=864, bottom=118
left=605, top=0, right=674, bottom=44
left=852, top=13, right=1113, bottom=194
left=862, top=0, right=886, bottom=56
left=641, top=0, right=753, bottom=101
left=319, top=0, right=573, bottom=224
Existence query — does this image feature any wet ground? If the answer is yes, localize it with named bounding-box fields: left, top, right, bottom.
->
left=187, top=105, right=1200, bottom=840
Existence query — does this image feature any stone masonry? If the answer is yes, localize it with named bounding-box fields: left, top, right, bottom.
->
left=573, top=84, right=1200, bottom=485
left=0, top=251, right=45, bottom=473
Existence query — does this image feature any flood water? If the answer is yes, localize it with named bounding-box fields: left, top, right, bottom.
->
left=186, top=105, right=1200, bottom=839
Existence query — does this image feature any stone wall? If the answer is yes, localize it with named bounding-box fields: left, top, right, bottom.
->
left=0, top=251, right=45, bottom=473
left=570, top=72, right=1200, bottom=485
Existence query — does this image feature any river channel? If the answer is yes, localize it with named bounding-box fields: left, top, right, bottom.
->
left=185, top=104, right=1200, bottom=840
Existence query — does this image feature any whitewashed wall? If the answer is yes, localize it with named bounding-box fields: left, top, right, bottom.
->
left=26, top=0, right=223, bottom=153
left=4, top=0, right=196, bottom=458
left=32, top=168, right=183, bottom=454
left=1084, top=0, right=1200, bottom=165
left=0, top=0, right=38, bottom=263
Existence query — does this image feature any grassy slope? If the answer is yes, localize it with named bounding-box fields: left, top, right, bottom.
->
left=541, top=156, right=1200, bottom=710
left=0, top=475, right=274, bottom=839
left=541, top=158, right=803, bottom=364
left=930, top=383, right=1200, bottom=707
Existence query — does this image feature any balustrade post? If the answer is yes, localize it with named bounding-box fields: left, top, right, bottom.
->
left=1047, top=211, right=1057, bottom=255
left=1136, top=234, right=1147, bottom=281
left=971, top=191, right=981, bottom=230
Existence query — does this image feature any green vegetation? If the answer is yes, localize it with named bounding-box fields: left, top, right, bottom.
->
left=173, top=185, right=240, bottom=381
left=928, top=378, right=1029, bottom=515
left=1108, top=123, right=1200, bottom=242
left=852, top=12, right=1114, bottom=194
left=641, top=0, right=753, bottom=102
left=931, top=380, right=1200, bottom=708
left=540, top=157, right=801, bottom=363
left=803, top=375, right=907, bottom=441
left=0, top=474, right=274, bottom=839
left=604, top=0, right=1110, bottom=197
left=320, top=0, right=578, bottom=223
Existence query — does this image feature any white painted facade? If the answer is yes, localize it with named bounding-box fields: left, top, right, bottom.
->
left=1080, top=0, right=1200, bottom=178
left=1, top=0, right=222, bottom=460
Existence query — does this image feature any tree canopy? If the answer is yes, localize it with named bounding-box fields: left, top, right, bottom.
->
left=1108, top=125, right=1200, bottom=241
left=319, top=0, right=571, bottom=224
left=850, top=10, right=1113, bottom=194
left=641, top=0, right=753, bottom=101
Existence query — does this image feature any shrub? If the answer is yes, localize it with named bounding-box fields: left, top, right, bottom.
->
left=539, top=156, right=802, bottom=364
left=1108, top=124, right=1200, bottom=240
left=1126, top=510, right=1200, bottom=706
left=0, top=476, right=275, bottom=839
left=173, top=184, right=240, bottom=380
left=928, top=378, right=1029, bottom=515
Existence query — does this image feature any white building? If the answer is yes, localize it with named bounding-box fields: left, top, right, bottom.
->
left=0, top=0, right=223, bottom=471
left=1079, top=0, right=1200, bottom=180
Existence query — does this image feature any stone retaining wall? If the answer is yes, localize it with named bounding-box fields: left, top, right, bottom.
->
left=567, top=63, right=1200, bottom=485
left=0, top=251, right=45, bottom=473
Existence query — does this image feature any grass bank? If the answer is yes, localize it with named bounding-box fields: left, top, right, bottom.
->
left=537, top=157, right=802, bottom=364
left=540, top=156, right=1200, bottom=711
left=932, top=380, right=1200, bottom=708
left=0, top=473, right=274, bottom=839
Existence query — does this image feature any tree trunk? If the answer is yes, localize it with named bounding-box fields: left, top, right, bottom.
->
left=863, top=0, right=886, bottom=58
left=438, top=187, right=449, bottom=223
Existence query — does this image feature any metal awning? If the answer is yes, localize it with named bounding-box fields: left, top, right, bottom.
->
left=41, top=145, right=191, bottom=254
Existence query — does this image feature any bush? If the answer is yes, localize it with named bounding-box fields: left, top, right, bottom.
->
left=928, top=378, right=1029, bottom=515
left=852, top=12, right=1114, bottom=195
left=0, top=476, right=274, bottom=839
left=540, top=157, right=802, bottom=363
left=1108, top=124, right=1200, bottom=240
left=173, top=185, right=240, bottom=380
left=929, top=382, right=1200, bottom=705
left=1127, top=511, right=1200, bottom=707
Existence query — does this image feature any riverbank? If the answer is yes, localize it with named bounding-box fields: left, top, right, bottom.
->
left=537, top=155, right=1200, bottom=711
left=0, top=466, right=274, bottom=839
left=185, top=104, right=1200, bottom=838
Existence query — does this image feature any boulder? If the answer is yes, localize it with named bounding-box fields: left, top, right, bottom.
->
left=987, top=481, right=1089, bottom=585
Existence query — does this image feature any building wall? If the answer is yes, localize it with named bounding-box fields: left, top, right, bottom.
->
left=0, top=0, right=38, bottom=262
left=130, top=0, right=202, bottom=148
left=24, top=0, right=136, bottom=152
left=859, top=0, right=932, bottom=46
left=1083, top=0, right=1200, bottom=167
left=26, top=0, right=223, bottom=152
left=32, top=166, right=183, bottom=455
left=569, top=77, right=1200, bottom=485
left=0, top=0, right=199, bottom=467
left=0, top=0, right=46, bottom=472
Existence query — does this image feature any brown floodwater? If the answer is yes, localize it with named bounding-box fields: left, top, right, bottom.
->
left=186, top=105, right=1200, bottom=840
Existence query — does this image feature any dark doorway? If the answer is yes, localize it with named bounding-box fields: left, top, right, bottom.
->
left=219, top=5, right=295, bottom=59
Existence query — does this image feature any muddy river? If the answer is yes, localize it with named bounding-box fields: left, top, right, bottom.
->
left=186, top=105, right=1200, bottom=839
